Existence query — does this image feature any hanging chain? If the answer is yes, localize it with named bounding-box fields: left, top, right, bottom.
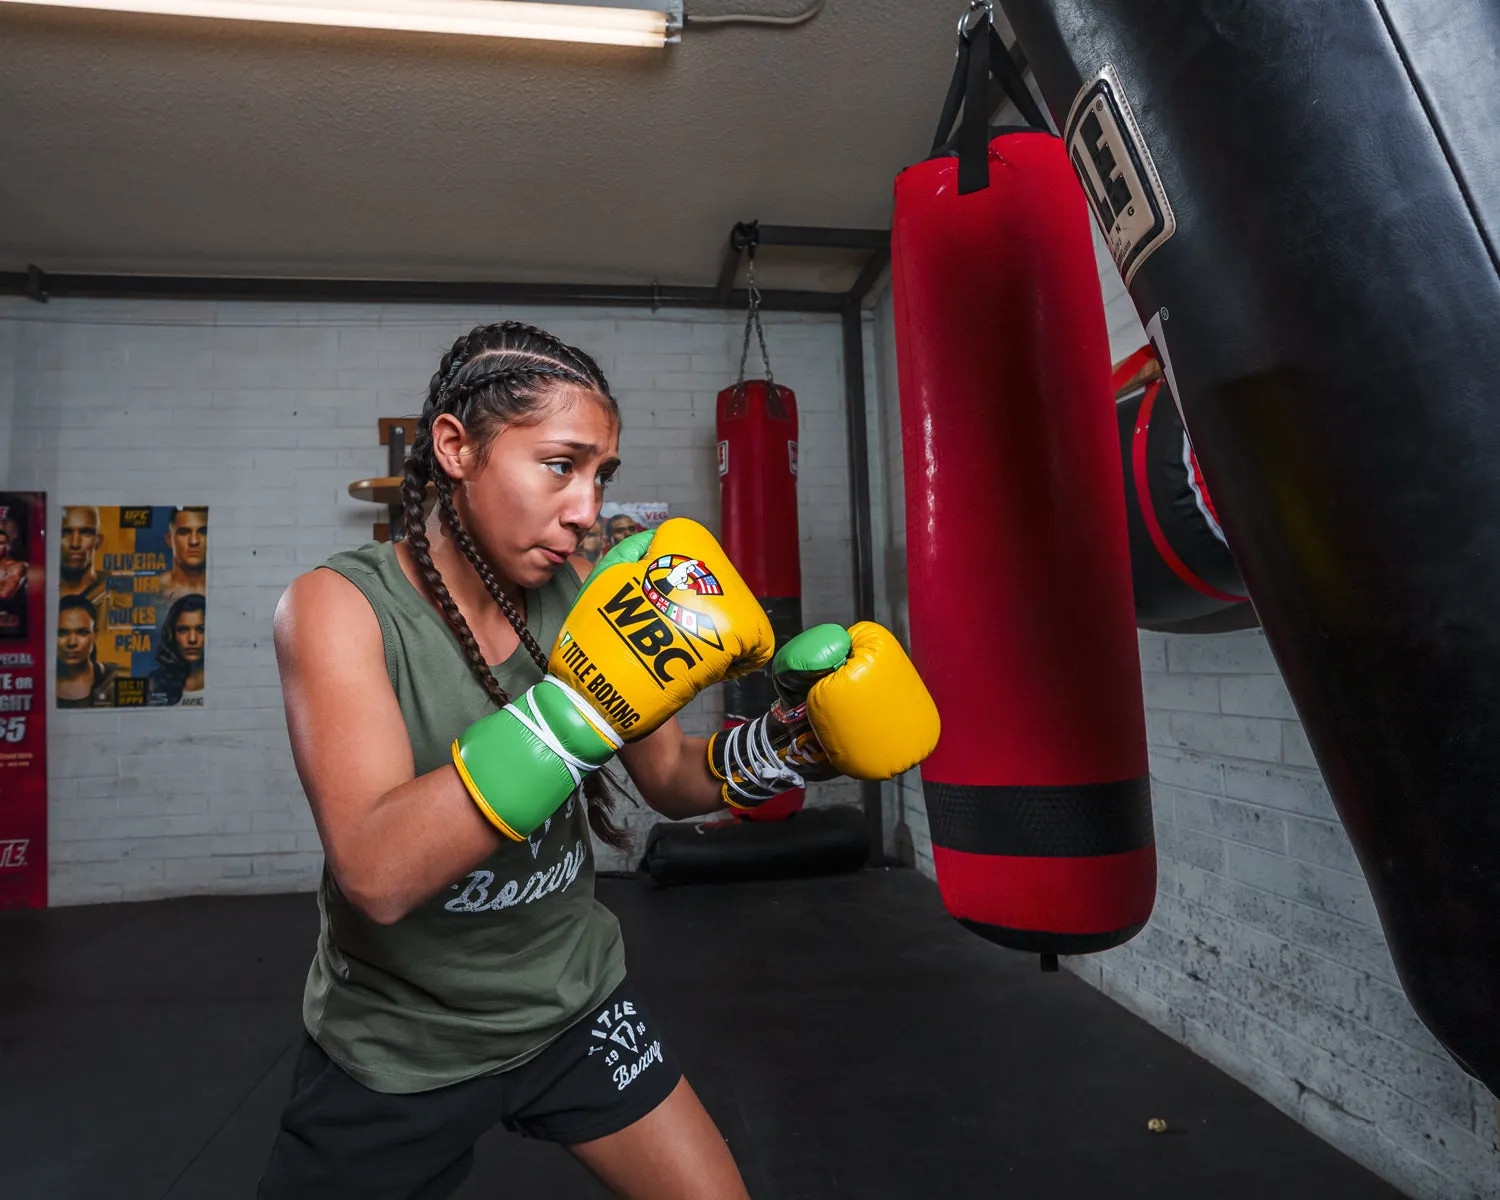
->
left=735, top=251, right=775, bottom=393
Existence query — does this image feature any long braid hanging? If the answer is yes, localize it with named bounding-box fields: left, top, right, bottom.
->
left=436, top=480, right=552, bottom=674
left=404, top=465, right=509, bottom=708
left=401, top=323, right=632, bottom=848
left=400, top=340, right=510, bottom=708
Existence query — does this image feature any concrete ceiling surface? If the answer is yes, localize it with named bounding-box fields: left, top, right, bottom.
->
left=0, top=0, right=978, bottom=289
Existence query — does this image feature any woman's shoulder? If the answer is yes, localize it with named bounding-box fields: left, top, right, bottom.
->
left=565, top=555, right=594, bottom=589
left=322, top=539, right=397, bottom=581
left=275, top=560, right=386, bottom=665
left=281, top=540, right=399, bottom=612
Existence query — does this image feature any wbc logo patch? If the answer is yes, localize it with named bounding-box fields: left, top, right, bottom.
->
left=641, top=555, right=724, bottom=651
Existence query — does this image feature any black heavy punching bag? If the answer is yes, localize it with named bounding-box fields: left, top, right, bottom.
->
left=998, top=0, right=1500, bottom=1088
left=1113, top=346, right=1249, bottom=629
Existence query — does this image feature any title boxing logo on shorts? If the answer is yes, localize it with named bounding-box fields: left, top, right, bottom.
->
left=0, top=839, right=29, bottom=870
left=586, top=999, right=664, bottom=1092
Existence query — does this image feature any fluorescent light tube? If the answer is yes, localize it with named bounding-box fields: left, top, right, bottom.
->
left=0, top=0, right=672, bottom=46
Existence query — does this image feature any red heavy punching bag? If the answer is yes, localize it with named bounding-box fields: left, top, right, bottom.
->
left=892, top=12, right=1153, bottom=960
left=717, top=293, right=805, bottom=822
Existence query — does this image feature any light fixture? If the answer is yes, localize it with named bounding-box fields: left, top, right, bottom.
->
left=0, top=0, right=677, bottom=46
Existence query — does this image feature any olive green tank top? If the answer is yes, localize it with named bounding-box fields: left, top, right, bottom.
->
left=301, top=541, right=626, bottom=1094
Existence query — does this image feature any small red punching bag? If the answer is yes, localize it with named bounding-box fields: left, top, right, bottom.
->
left=892, top=12, right=1153, bottom=961
left=717, top=286, right=805, bottom=821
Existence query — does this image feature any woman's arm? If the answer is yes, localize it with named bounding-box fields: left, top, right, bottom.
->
left=616, top=717, right=730, bottom=820
left=275, top=568, right=505, bottom=925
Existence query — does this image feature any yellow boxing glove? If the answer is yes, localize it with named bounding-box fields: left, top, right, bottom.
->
left=708, top=620, right=940, bottom=808
left=806, top=621, right=939, bottom=777
left=549, top=517, right=775, bottom=742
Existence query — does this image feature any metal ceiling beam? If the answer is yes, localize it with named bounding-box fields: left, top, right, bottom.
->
left=0, top=269, right=847, bottom=314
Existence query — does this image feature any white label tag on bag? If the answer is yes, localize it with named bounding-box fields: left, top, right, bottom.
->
left=1065, top=62, right=1175, bottom=285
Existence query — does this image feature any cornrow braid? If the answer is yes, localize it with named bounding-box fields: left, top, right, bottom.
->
left=506, top=322, right=614, bottom=403
left=401, top=455, right=508, bottom=709
left=432, top=327, right=482, bottom=395
left=442, top=361, right=591, bottom=419
left=434, top=475, right=550, bottom=675
left=514, top=327, right=613, bottom=396
left=402, top=321, right=633, bottom=850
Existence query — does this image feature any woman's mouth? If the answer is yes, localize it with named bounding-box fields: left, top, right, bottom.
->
left=538, top=547, right=569, bottom=565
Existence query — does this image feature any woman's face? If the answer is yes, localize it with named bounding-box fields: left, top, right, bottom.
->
left=57, top=609, right=95, bottom=666
left=435, top=385, right=621, bottom=591
left=174, top=610, right=205, bottom=663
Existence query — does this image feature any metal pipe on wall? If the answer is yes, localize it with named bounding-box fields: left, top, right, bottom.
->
left=841, top=295, right=884, bottom=860
left=0, top=268, right=845, bottom=314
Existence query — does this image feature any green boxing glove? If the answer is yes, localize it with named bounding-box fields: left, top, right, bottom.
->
left=450, top=677, right=621, bottom=842
left=448, top=532, right=650, bottom=841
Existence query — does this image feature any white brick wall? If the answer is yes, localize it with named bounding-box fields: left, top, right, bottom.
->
left=1095, top=629, right=1500, bottom=1199
left=0, top=321, right=14, bottom=474
left=1, top=296, right=860, bottom=899
left=866, top=218, right=1500, bottom=1196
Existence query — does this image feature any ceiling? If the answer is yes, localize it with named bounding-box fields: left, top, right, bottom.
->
left=0, top=0, right=1009, bottom=293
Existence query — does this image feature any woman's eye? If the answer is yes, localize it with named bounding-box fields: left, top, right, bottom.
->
left=544, top=461, right=572, bottom=477
left=597, top=472, right=615, bottom=490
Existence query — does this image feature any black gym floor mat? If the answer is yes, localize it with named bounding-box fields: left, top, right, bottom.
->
left=0, top=868, right=1405, bottom=1199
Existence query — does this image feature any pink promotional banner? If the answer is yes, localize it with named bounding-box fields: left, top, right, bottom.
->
left=0, top=492, right=47, bottom=909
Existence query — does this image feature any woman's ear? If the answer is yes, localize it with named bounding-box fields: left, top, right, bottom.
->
left=431, top=414, right=476, bottom=481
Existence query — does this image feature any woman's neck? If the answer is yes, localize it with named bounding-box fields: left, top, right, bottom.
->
left=419, top=519, right=525, bottom=615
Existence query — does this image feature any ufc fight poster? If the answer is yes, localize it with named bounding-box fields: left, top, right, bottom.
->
left=57, top=505, right=207, bottom=709
left=0, top=493, right=47, bottom=908
left=576, top=502, right=669, bottom=573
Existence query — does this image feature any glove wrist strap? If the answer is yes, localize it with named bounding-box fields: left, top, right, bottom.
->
left=452, top=676, right=621, bottom=840
left=507, top=681, right=606, bottom=791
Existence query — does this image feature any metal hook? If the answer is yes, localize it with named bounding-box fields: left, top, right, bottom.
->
left=956, top=0, right=992, bottom=41
left=731, top=220, right=760, bottom=256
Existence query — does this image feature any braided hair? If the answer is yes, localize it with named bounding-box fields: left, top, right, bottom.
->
left=402, top=321, right=633, bottom=849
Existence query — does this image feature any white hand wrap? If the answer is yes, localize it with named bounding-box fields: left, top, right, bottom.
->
left=720, top=712, right=806, bottom=804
